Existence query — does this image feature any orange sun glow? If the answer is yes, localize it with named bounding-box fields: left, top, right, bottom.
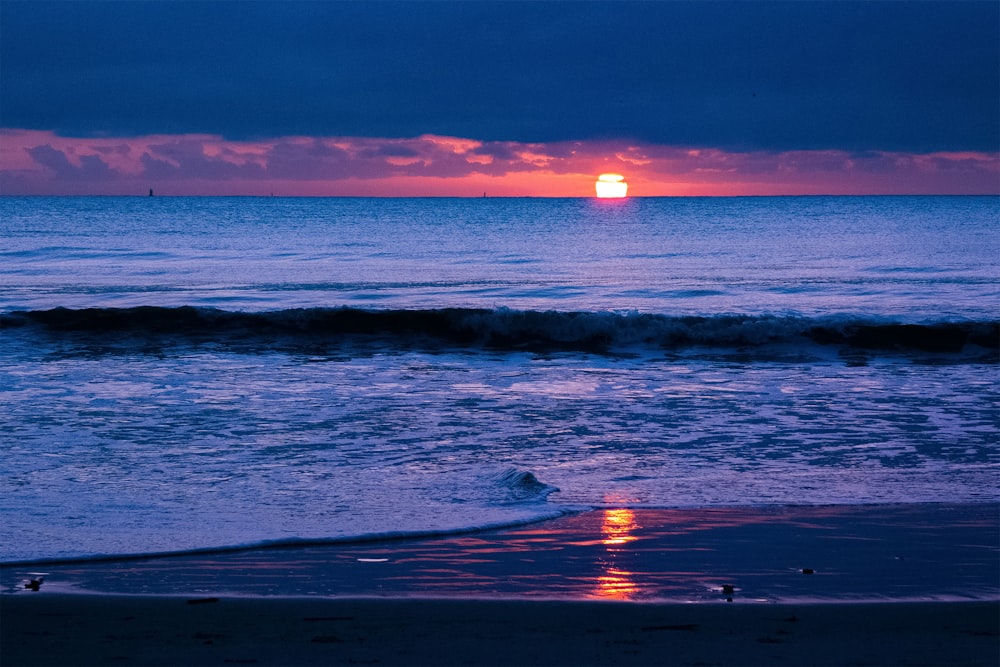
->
left=595, top=173, right=628, bottom=198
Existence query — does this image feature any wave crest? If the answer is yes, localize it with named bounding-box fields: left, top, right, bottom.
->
left=492, top=468, right=560, bottom=502
left=2, top=306, right=996, bottom=360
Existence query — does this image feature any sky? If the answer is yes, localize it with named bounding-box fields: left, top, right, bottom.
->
left=1, top=1, right=998, bottom=196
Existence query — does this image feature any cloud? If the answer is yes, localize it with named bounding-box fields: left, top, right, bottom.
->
left=2, top=129, right=997, bottom=196
left=2, top=2, right=996, bottom=153
left=26, top=145, right=114, bottom=181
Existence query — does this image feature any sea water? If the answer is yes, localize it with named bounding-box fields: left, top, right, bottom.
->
left=1, top=196, right=997, bottom=563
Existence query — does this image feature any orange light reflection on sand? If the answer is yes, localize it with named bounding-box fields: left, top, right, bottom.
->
left=601, top=507, right=639, bottom=546
left=596, top=568, right=638, bottom=599
left=595, top=507, right=640, bottom=599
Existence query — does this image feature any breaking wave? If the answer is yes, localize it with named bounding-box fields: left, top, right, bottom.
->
left=2, top=306, right=997, bottom=360
left=1, top=467, right=569, bottom=566
left=492, top=468, right=561, bottom=502
left=0, top=509, right=577, bottom=567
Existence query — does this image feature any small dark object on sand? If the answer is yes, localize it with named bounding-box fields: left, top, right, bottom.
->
left=802, top=568, right=815, bottom=575
left=722, top=584, right=735, bottom=594
left=25, top=577, right=43, bottom=591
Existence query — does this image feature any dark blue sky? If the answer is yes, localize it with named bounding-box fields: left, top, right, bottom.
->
left=1, top=1, right=997, bottom=152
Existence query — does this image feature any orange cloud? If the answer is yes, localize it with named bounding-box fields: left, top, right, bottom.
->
left=1, top=129, right=997, bottom=196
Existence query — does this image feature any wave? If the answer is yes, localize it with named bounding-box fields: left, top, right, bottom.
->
left=492, top=467, right=560, bottom=502
left=1, top=508, right=579, bottom=568
left=0, top=466, right=571, bottom=566
left=2, top=306, right=997, bottom=360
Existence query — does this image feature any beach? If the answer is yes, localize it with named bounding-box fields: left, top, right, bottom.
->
left=2, top=197, right=997, bottom=665
left=3, top=505, right=998, bottom=666
left=4, top=595, right=998, bottom=666
left=3, top=0, right=999, bottom=659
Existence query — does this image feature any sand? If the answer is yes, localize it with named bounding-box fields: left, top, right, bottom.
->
left=3, top=505, right=998, bottom=665
left=2, top=594, right=998, bottom=666
left=5, top=505, right=997, bottom=601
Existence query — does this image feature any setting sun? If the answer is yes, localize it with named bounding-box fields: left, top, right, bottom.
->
left=595, top=173, right=628, bottom=198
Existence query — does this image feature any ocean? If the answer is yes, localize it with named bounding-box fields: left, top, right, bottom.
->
left=1, top=195, right=997, bottom=564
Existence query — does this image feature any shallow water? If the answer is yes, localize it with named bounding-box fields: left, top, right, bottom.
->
left=3, top=505, right=997, bottom=603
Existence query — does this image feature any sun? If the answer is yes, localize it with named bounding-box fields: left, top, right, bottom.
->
left=595, top=173, right=628, bottom=198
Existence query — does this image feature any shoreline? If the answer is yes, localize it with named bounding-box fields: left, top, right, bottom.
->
left=3, top=504, right=997, bottom=665
left=3, top=595, right=998, bottom=666
left=4, top=504, right=997, bottom=603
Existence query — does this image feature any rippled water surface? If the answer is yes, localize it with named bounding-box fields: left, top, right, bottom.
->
left=1, top=196, right=997, bottom=562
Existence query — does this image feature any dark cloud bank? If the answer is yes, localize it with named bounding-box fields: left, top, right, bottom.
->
left=2, top=1, right=997, bottom=153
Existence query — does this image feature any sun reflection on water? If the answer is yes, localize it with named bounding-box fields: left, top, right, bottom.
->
left=602, top=507, right=639, bottom=546
left=595, top=506, right=640, bottom=599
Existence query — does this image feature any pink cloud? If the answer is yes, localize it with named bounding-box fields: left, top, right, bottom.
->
left=1, top=129, right=997, bottom=196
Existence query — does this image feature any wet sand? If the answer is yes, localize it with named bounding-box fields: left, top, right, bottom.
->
left=3, top=504, right=997, bottom=602
left=2, top=505, right=997, bottom=665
